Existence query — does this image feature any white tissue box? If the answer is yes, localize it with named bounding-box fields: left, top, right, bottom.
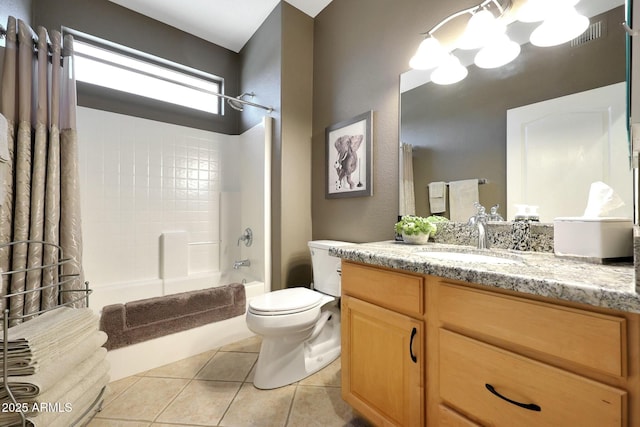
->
left=553, top=217, right=633, bottom=260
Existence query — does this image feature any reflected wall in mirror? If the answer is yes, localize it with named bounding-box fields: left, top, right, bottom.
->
left=399, top=1, right=631, bottom=223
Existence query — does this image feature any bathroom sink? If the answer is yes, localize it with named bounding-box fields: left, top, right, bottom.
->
left=413, top=250, right=521, bottom=265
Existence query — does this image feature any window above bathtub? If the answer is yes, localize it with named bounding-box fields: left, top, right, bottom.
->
left=64, top=28, right=224, bottom=116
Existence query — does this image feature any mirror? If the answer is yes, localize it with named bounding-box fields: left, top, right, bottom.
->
left=399, top=0, right=632, bottom=223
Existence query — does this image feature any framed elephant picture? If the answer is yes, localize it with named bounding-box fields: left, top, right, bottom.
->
left=325, top=110, right=373, bottom=198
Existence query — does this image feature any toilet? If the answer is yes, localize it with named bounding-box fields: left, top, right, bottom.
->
left=246, top=240, right=351, bottom=389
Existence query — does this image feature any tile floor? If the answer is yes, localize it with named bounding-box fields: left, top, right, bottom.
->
left=87, top=335, right=372, bottom=427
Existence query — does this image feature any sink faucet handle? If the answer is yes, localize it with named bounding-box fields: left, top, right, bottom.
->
left=489, top=204, right=504, bottom=221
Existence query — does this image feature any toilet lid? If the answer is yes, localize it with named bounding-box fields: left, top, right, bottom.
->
left=249, top=287, right=325, bottom=315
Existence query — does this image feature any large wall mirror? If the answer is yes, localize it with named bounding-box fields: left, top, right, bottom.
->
left=399, top=0, right=633, bottom=223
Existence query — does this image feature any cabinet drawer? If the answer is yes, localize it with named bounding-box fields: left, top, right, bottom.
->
left=438, top=405, right=480, bottom=427
left=437, top=282, right=626, bottom=376
left=342, top=262, right=423, bottom=316
left=439, top=329, right=626, bottom=427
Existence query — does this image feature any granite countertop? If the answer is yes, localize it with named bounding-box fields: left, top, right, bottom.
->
left=330, top=241, right=640, bottom=314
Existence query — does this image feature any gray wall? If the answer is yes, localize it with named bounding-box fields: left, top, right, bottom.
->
left=403, top=7, right=625, bottom=218
left=241, top=4, right=314, bottom=289
left=280, top=4, right=314, bottom=288
left=312, top=0, right=437, bottom=243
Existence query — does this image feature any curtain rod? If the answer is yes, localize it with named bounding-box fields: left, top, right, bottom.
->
left=0, top=23, right=70, bottom=59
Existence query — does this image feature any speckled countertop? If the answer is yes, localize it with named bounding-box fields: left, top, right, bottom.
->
left=330, top=241, right=640, bottom=314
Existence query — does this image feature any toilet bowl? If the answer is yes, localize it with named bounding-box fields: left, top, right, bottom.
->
left=246, top=240, right=351, bottom=389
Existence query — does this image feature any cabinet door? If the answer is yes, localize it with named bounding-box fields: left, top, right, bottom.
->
left=341, top=295, right=423, bottom=426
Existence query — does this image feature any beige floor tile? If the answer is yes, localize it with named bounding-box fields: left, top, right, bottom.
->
left=298, top=357, right=341, bottom=387
left=286, top=386, right=372, bottom=427
left=196, top=351, right=257, bottom=381
left=150, top=424, right=204, bottom=427
left=219, top=382, right=295, bottom=427
left=86, top=418, right=151, bottom=426
left=144, top=349, right=217, bottom=379
left=220, top=335, right=262, bottom=353
left=246, top=361, right=257, bottom=383
left=98, top=377, right=189, bottom=422
left=102, top=376, right=143, bottom=407
left=155, top=380, right=241, bottom=426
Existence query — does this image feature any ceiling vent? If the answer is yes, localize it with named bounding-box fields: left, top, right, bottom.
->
left=571, top=20, right=605, bottom=47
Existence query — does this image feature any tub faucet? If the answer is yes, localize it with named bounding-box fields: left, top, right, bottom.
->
left=233, top=259, right=251, bottom=269
left=468, top=203, right=490, bottom=249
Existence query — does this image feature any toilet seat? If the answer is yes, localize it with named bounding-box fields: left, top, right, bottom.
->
left=249, top=287, right=327, bottom=316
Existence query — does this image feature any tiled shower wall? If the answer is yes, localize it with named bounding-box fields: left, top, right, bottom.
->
left=77, top=107, right=234, bottom=299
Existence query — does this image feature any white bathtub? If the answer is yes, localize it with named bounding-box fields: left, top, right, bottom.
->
left=94, top=274, right=266, bottom=381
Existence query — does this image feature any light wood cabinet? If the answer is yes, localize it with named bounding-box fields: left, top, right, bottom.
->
left=340, top=261, right=640, bottom=426
left=341, top=262, right=424, bottom=426
left=428, top=278, right=640, bottom=427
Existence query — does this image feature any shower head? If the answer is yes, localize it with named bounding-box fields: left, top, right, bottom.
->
left=227, top=92, right=255, bottom=112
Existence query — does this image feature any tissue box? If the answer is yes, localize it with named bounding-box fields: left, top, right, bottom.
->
left=553, top=217, right=633, bottom=260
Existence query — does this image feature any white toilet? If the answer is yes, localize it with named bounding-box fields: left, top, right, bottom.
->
left=246, top=240, right=351, bottom=389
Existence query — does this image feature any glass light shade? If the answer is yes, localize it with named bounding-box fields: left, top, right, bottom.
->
left=474, top=34, right=521, bottom=68
left=530, top=6, right=589, bottom=47
left=457, top=9, right=506, bottom=50
left=409, top=37, right=449, bottom=70
left=517, top=0, right=580, bottom=23
left=430, top=54, right=468, bottom=85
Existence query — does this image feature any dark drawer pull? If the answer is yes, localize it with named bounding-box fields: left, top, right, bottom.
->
left=409, top=327, right=417, bottom=363
left=485, top=384, right=541, bottom=412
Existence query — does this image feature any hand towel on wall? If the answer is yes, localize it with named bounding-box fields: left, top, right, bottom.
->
left=449, top=179, right=479, bottom=222
left=428, top=181, right=447, bottom=214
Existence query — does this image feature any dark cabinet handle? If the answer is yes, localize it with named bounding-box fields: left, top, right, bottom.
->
left=485, top=384, right=541, bottom=412
left=409, top=327, right=417, bottom=363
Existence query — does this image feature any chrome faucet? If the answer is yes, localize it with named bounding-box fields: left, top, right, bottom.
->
left=233, top=259, right=251, bottom=269
left=468, top=202, right=490, bottom=249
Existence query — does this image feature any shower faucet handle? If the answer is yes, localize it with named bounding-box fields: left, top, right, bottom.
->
left=237, top=227, right=253, bottom=247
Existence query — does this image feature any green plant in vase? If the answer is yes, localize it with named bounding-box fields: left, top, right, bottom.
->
left=394, top=215, right=437, bottom=244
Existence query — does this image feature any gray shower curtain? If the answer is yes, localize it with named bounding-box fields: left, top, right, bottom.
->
left=0, top=17, right=85, bottom=324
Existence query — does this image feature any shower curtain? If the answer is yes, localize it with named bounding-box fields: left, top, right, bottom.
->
left=399, top=143, right=416, bottom=216
left=0, top=17, right=85, bottom=324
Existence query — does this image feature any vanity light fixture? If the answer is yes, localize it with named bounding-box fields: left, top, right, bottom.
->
left=409, top=0, right=515, bottom=84
left=409, top=0, right=590, bottom=83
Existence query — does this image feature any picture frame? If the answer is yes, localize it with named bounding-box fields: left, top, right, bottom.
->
left=325, top=110, right=373, bottom=199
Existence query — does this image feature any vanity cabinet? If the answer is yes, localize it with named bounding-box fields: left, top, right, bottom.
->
left=341, top=262, right=424, bottom=426
left=340, top=260, right=640, bottom=427
left=428, top=278, right=640, bottom=427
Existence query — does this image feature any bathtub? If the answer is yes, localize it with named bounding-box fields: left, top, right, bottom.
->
left=93, top=272, right=266, bottom=381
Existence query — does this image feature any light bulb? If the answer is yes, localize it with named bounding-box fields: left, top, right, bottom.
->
left=475, top=34, right=521, bottom=68
left=409, top=36, right=449, bottom=70
left=457, top=9, right=506, bottom=50
left=430, top=54, right=468, bottom=85
left=530, top=5, right=589, bottom=47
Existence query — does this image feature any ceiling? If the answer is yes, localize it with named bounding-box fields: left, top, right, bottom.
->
left=108, top=0, right=334, bottom=53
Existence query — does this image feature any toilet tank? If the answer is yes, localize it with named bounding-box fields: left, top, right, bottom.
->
left=308, top=240, right=352, bottom=297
